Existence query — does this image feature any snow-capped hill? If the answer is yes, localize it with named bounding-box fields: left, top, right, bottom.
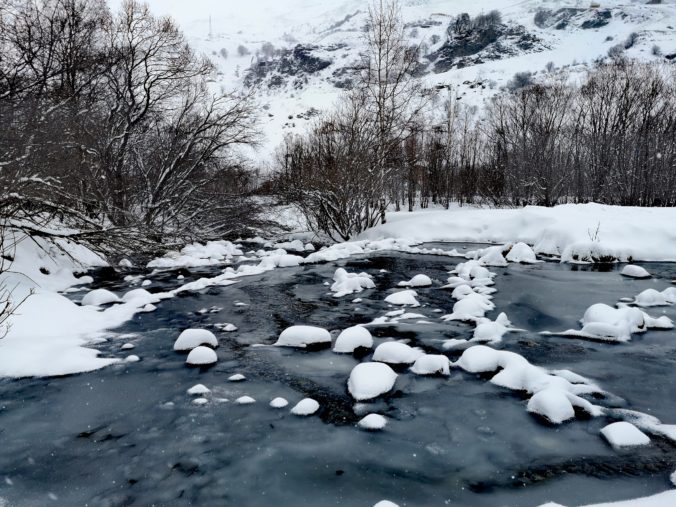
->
left=113, top=0, right=676, bottom=161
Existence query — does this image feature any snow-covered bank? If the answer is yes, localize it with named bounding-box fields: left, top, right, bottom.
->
left=359, top=204, right=676, bottom=262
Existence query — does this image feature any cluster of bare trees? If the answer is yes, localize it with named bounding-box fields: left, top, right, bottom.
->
left=0, top=0, right=260, bottom=253
left=278, top=6, right=676, bottom=241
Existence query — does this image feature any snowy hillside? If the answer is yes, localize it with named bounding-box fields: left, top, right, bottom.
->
left=109, top=0, right=676, bottom=163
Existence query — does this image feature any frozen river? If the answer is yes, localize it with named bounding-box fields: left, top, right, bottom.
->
left=1, top=244, right=675, bottom=506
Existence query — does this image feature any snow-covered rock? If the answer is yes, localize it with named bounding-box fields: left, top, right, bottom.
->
left=173, top=329, right=218, bottom=351
left=601, top=421, right=650, bottom=448
left=270, top=397, right=289, bottom=408
left=621, top=265, right=651, bottom=279
left=384, top=289, right=419, bottom=306
left=471, top=313, right=514, bottom=344
left=187, top=384, right=211, bottom=395
left=373, top=341, right=423, bottom=365
left=275, top=325, right=331, bottom=348
left=331, top=267, right=375, bottom=297
left=506, top=242, right=538, bottom=263
left=398, top=274, right=432, bottom=287
left=633, top=288, right=674, bottom=307
left=235, top=396, right=255, bottom=405
left=228, top=374, right=246, bottom=382
left=373, top=501, right=399, bottom=507
left=121, top=343, right=135, bottom=350
left=358, top=414, right=388, bottom=430
left=410, top=354, right=450, bottom=375
left=290, top=398, right=319, bottom=416
left=118, top=258, right=133, bottom=268
left=333, top=326, right=373, bottom=353
left=348, top=362, right=398, bottom=401
left=441, top=292, right=495, bottom=321
left=124, top=354, right=140, bottom=363
left=192, top=397, right=208, bottom=406
left=81, top=289, right=119, bottom=306
left=186, top=346, right=218, bottom=366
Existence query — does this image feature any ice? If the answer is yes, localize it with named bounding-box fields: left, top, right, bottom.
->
left=398, top=274, right=432, bottom=287
left=410, top=354, right=451, bottom=375
left=348, top=362, right=398, bottom=401
left=373, top=341, right=424, bottom=365
left=235, top=396, right=255, bottom=405
left=506, top=242, right=538, bottom=263
left=358, top=414, right=388, bottom=430
left=384, top=289, right=419, bottom=306
left=81, top=289, right=119, bottom=307
left=270, top=397, right=289, bottom=408
left=331, top=267, right=375, bottom=297
left=621, top=265, right=651, bottom=278
left=173, top=329, right=219, bottom=351
left=185, top=346, right=218, bottom=365
left=187, top=384, right=211, bottom=395
left=601, top=421, right=650, bottom=448
left=290, top=398, right=319, bottom=416
left=228, top=374, right=246, bottom=382
left=275, top=325, right=331, bottom=348
left=333, top=326, right=373, bottom=353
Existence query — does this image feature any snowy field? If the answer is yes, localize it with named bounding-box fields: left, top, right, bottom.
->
left=2, top=206, right=676, bottom=505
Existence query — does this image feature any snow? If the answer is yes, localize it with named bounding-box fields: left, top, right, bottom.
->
left=384, top=289, right=419, bottom=306
left=373, top=342, right=424, bottom=365
left=124, top=355, right=140, bottom=363
left=270, top=397, right=289, bottom=408
left=275, top=325, right=332, bottom=348
left=215, top=323, right=238, bottom=332
left=228, top=374, right=246, bottom=382
left=192, top=397, right=209, bottom=406
left=173, top=329, right=219, bottom=351
left=121, top=343, right=135, bottom=350
left=358, top=414, right=388, bottom=431
left=471, top=313, right=515, bottom=344
left=506, top=242, right=538, bottom=264
left=544, top=303, right=673, bottom=342
left=290, top=398, right=319, bottom=416
left=333, top=326, right=373, bottom=353
left=441, top=291, right=495, bottom=322
left=373, top=502, right=399, bottom=507
left=398, top=274, right=432, bottom=287
left=621, top=265, right=651, bottom=279
left=456, top=345, right=603, bottom=424
left=185, top=346, right=218, bottom=366
left=235, top=396, right=256, bottom=405
left=331, top=267, right=375, bottom=297
left=348, top=362, right=398, bottom=401
left=410, top=354, right=451, bottom=375
left=671, top=470, right=676, bottom=487
left=540, top=491, right=676, bottom=507
left=633, top=288, right=675, bottom=307
left=147, top=240, right=243, bottom=268
left=360, top=204, right=676, bottom=263
left=187, top=384, right=211, bottom=395
left=81, top=289, right=119, bottom=306
left=601, top=421, right=651, bottom=448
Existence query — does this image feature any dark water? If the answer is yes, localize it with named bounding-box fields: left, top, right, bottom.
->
left=1, top=245, right=675, bottom=507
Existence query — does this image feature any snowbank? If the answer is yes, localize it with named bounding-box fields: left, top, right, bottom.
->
left=359, top=204, right=676, bottom=262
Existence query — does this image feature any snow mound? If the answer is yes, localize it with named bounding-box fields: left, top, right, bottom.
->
left=122, top=288, right=160, bottom=305
left=275, top=325, right=332, bottom=348
left=235, top=396, right=255, bottom=405
left=348, top=362, right=398, bottom=401
left=384, top=289, right=419, bottom=306
left=471, top=313, right=514, bottom=344
left=81, top=289, right=119, bottom=306
left=331, top=267, right=375, bottom=297
left=358, top=414, right=388, bottom=430
left=121, top=343, right=135, bottom=350
left=270, top=397, right=289, bottom=408
left=373, top=501, right=399, bottom=507
left=187, top=384, right=211, bottom=395
left=441, top=292, right=495, bottom=321
left=186, top=346, right=218, bottom=366
left=148, top=240, right=243, bottom=268
left=457, top=345, right=603, bottom=424
left=601, top=421, right=650, bottom=448
left=124, top=354, right=140, bottom=363
left=410, top=354, right=450, bottom=375
left=228, top=374, right=246, bottom=382
left=621, top=265, right=651, bottom=279
left=174, top=329, right=218, bottom=351
left=333, top=326, right=373, bottom=353
left=475, top=246, right=508, bottom=267
left=506, top=242, right=538, bottom=263
left=373, top=341, right=424, bottom=365
left=398, top=274, right=432, bottom=287
left=545, top=303, right=673, bottom=342
left=633, top=288, right=675, bottom=307
left=192, top=397, right=208, bottom=406
left=291, top=398, right=319, bottom=416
